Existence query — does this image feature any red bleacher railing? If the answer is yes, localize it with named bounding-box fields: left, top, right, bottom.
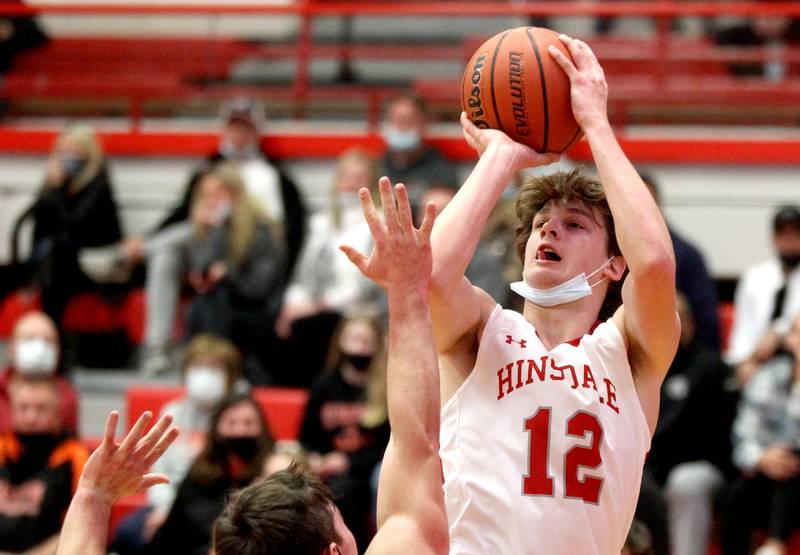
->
left=2, top=1, right=800, bottom=130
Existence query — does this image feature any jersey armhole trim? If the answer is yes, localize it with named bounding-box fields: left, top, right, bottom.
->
left=440, top=304, right=503, bottom=415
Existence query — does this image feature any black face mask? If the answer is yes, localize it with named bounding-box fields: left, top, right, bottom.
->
left=220, top=436, right=260, bottom=461
left=343, top=353, right=372, bottom=371
left=779, top=252, right=800, bottom=270
left=16, top=432, right=63, bottom=468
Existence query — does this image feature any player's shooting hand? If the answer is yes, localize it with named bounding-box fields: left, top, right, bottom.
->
left=548, top=35, right=609, bottom=133
left=460, top=112, right=559, bottom=169
left=77, top=411, right=179, bottom=506
left=340, top=177, right=435, bottom=294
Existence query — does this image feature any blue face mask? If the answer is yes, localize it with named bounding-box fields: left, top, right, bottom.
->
left=383, top=126, right=421, bottom=152
left=61, top=156, right=87, bottom=179
left=510, top=257, right=615, bottom=308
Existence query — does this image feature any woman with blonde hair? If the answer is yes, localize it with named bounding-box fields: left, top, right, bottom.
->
left=26, top=124, right=121, bottom=326
left=275, top=148, right=383, bottom=385
left=184, top=162, right=284, bottom=380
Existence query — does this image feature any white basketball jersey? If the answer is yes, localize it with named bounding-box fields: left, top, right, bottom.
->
left=440, top=305, right=651, bottom=555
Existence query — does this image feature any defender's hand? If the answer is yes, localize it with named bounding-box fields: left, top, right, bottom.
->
left=340, top=177, right=435, bottom=294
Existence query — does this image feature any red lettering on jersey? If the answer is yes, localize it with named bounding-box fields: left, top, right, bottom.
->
left=603, top=378, right=619, bottom=414
left=526, top=356, right=549, bottom=384
left=582, top=364, right=598, bottom=391
left=497, top=363, right=514, bottom=400
left=550, top=359, right=574, bottom=384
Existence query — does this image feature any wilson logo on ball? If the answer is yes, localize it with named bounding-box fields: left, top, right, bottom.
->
left=461, top=26, right=584, bottom=154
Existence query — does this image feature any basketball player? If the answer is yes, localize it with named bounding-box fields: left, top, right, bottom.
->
left=55, top=183, right=448, bottom=555
left=431, top=35, right=680, bottom=553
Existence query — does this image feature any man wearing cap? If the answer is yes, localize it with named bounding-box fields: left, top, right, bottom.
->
left=123, top=98, right=307, bottom=376
left=727, top=205, right=800, bottom=384
left=0, top=311, right=78, bottom=434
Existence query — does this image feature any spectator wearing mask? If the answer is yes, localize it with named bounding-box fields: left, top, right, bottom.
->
left=380, top=92, right=459, bottom=211
left=23, top=124, right=122, bottom=328
left=275, top=148, right=383, bottom=385
left=646, top=294, right=738, bottom=555
left=151, top=393, right=273, bottom=555
left=728, top=205, right=800, bottom=385
left=126, top=98, right=306, bottom=376
left=0, top=377, right=88, bottom=552
left=111, top=333, right=242, bottom=555
left=722, top=314, right=800, bottom=555
left=0, top=311, right=78, bottom=435
left=184, top=163, right=284, bottom=379
left=300, top=314, right=390, bottom=552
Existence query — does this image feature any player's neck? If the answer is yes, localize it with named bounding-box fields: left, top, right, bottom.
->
left=523, top=298, right=602, bottom=350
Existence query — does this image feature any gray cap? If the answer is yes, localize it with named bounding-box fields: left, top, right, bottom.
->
left=220, top=97, right=265, bottom=129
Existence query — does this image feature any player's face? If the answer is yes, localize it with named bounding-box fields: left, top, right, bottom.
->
left=522, top=199, right=612, bottom=289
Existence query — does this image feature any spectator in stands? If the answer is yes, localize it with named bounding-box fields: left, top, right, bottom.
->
left=0, top=311, right=78, bottom=435
left=183, top=162, right=284, bottom=372
left=126, top=97, right=306, bottom=376
left=643, top=173, right=721, bottom=352
left=722, top=314, right=800, bottom=555
left=0, top=0, right=48, bottom=75
left=262, top=442, right=310, bottom=478
left=300, top=314, right=390, bottom=552
left=151, top=393, right=273, bottom=555
left=111, top=333, right=242, bottom=555
left=0, top=376, right=88, bottom=552
left=380, top=92, right=459, bottom=210
left=275, top=148, right=382, bottom=385
left=728, top=205, right=800, bottom=385
left=22, top=124, right=122, bottom=328
left=646, top=294, right=738, bottom=555
left=714, top=11, right=800, bottom=80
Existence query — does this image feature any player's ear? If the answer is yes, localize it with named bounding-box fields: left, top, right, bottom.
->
left=326, top=543, right=342, bottom=555
left=605, top=255, right=627, bottom=282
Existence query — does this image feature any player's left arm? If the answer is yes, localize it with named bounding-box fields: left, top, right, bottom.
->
left=341, top=181, right=448, bottom=555
left=56, top=412, right=179, bottom=555
left=550, top=36, right=679, bottom=412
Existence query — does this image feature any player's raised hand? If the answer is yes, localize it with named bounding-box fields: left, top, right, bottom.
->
left=460, top=112, right=559, bottom=169
left=78, top=411, right=179, bottom=504
left=548, top=34, right=609, bottom=132
left=340, top=177, right=435, bottom=293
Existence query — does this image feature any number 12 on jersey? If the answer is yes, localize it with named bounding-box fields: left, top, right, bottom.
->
left=522, top=407, right=604, bottom=504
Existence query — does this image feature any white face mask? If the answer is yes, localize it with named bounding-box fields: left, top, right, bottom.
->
left=186, top=366, right=227, bottom=408
left=382, top=126, right=421, bottom=152
left=510, top=257, right=615, bottom=308
left=14, top=338, right=58, bottom=376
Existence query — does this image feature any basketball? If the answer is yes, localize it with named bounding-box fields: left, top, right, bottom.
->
left=461, top=26, right=582, bottom=154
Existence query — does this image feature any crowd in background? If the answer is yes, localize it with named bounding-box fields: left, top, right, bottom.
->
left=0, top=92, right=798, bottom=555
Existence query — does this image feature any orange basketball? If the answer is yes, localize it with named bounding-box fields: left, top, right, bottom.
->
left=461, top=26, right=582, bottom=154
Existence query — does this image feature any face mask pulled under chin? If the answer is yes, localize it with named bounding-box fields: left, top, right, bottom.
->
left=14, top=338, right=58, bottom=376
left=510, top=257, right=615, bottom=308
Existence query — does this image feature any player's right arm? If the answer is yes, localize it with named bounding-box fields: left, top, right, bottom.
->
left=429, top=114, right=558, bottom=355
